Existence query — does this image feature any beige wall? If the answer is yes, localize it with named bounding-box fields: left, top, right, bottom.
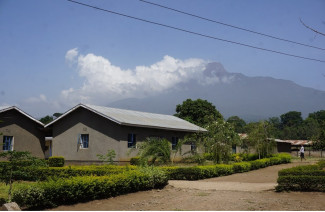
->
left=0, top=109, right=45, bottom=158
left=50, top=107, right=192, bottom=162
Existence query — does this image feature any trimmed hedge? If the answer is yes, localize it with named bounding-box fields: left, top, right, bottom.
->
left=20, top=165, right=137, bottom=181
left=12, top=167, right=167, bottom=210
left=276, top=175, right=325, bottom=192
left=48, top=156, right=65, bottom=167
left=276, top=160, right=325, bottom=192
left=162, top=153, right=291, bottom=180
left=161, top=164, right=233, bottom=180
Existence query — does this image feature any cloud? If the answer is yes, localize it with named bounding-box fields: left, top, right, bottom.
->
left=25, top=94, right=48, bottom=104
left=61, top=48, right=229, bottom=106
left=65, top=48, right=78, bottom=63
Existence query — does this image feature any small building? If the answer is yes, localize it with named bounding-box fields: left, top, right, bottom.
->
left=0, top=106, right=46, bottom=158
left=45, top=104, right=206, bottom=163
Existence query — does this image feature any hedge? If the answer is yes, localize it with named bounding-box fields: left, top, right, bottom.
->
left=276, top=160, right=325, bottom=192
left=160, top=164, right=234, bottom=180
left=48, top=156, right=65, bottom=167
left=276, top=175, right=325, bottom=192
left=12, top=167, right=168, bottom=210
left=161, top=153, right=291, bottom=180
left=24, top=165, right=138, bottom=181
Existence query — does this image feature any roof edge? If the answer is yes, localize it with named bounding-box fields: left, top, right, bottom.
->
left=0, top=106, right=44, bottom=126
left=44, top=104, right=122, bottom=128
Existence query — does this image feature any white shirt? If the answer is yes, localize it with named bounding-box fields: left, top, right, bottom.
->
left=300, top=146, right=304, bottom=153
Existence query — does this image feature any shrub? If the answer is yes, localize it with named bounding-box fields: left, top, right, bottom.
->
left=12, top=167, right=168, bottom=210
left=160, top=164, right=233, bottom=180
left=130, top=157, right=141, bottom=166
left=232, top=162, right=251, bottom=173
left=249, top=158, right=270, bottom=170
left=276, top=175, right=325, bottom=192
left=276, top=160, right=325, bottom=192
left=317, top=160, right=325, bottom=169
left=48, top=156, right=65, bottom=167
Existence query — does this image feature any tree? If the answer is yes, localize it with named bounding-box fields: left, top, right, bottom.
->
left=0, top=151, right=47, bottom=202
left=280, top=111, right=304, bottom=139
left=247, top=121, right=276, bottom=159
left=174, top=99, right=223, bottom=127
left=280, top=111, right=303, bottom=128
left=39, top=115, right=53, bottom=124
left=204, top=120, right=240, bottom=164
left=312, top=129, right=325, bottom=158
left=226, top=116, right=246, bottom=133
left=53, top=113, right=63, bottom=118
left=137, top=137, right=171, bottom=165
left=96, top=149, right=116, bottom=164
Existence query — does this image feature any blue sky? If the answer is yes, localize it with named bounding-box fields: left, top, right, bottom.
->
left=0, top=0, right=324, bottom=118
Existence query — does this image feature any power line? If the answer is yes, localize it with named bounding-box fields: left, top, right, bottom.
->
left=140, top=0, right=325, bottom=51
left=67, top=0, right=325, bottom=63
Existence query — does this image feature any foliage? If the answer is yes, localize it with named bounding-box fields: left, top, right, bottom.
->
left=226, top=116, right=246, bottom=133
left=160, top=164, right=233, bottom=180
left=162, top=154, right=290, bottom=180
left=136, top=137, right=171, bottom=165
left=0, top=151, right=46, bottom=202
left=246, top=121, right=276, bottom=159
left=48, top=156, right=65, bottom=167
left=39, top=115, right=54, bottom=124
left=312, top=129, right=325, bottom=157
left=2, top=165, right=137, bottom=182
left=130, top=157, right=141, bottom=165
left=276, top=160, right=325, bottom=192
left=205, top=120, right=241, bottom=164
left=174, top=98, right=223, bottom=127
left=12, top=167, right=168, bottom=210
left=97, top=149, right=116, bottom=164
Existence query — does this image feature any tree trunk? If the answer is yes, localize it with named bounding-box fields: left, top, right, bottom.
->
left=8, top=169, right=12, bottom=202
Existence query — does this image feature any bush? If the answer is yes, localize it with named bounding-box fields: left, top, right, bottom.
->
left=249, top=158, right=270, bottom=170
left=276, top=175, right=325, bottom=192
left=12, top=167, right=168, bottom=210
left=232, top=162, right=251, bottom=173
left=160, top=164, right=234, bottom=180
left=29, top=165, right=138, bottom=181
left=48, top=156, right=65, bottom=167
left=130, top=157, right=141, bottom=166
left=317, top=160, right=325, bottom=169
left=276, top=160, right=325, bottom=192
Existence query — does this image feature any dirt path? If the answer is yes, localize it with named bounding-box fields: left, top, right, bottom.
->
left=48, top=161, right=325, bottom=211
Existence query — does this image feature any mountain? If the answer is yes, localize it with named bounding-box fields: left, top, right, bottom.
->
left=109, top=62, right=325, bottom=122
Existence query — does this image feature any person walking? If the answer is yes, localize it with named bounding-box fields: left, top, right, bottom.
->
left=299, top=145, right=306, bottom=161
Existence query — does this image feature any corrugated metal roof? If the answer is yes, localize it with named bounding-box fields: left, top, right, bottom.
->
left=0, top=106, right=44, bottom=126
left=284, top=140, right=313, bottom=146
left=46, top=104, right=207, bottom=132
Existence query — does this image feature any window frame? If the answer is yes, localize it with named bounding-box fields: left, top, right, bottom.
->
left=79, top=134, right=89, bottom=149
left=171, top=137, right=179, bottom=150
left=3, top=136, right=14, bottom=151
left=128, top=133, right=136, bottom=148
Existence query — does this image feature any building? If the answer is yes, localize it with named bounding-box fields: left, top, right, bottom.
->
left=0, top=106, right=45, bottom=158
left=43, top=104, right=206, bottom=163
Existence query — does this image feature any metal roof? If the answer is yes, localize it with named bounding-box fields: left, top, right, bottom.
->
left=45, top=104, right=207, bottom=132
left=0, top=106, right=44, bottom=126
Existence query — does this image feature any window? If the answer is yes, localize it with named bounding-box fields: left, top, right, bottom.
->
left=128, top=133, right=136, bottom=148
left=191, top=142, right=196, bottom=151
left=79, top=134, right=89, bottom=149
left=172, top=137, right=179, bottom=150
left=232, top=145, right=236, bottom=154
left=3, top=136, right=13, bottom=151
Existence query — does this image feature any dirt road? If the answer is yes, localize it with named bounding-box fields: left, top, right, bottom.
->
left=48, top=161, right=325, bottom=211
